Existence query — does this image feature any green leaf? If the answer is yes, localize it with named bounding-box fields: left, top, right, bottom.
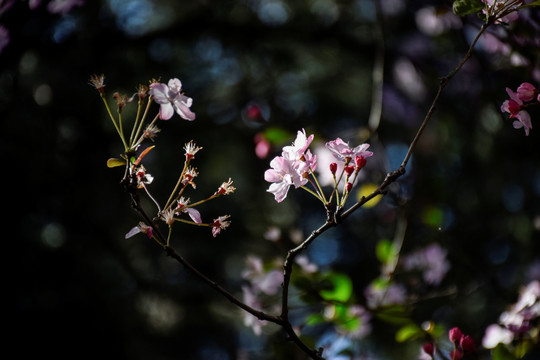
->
left=305, top=313, right=325, bottom=326
left=518, top=0, right=540, bottom=9
left=107, top=158, right=126, bottom=168
left=376, top=239, right=396, bottom=266
left=492, top=344, right=517, bottom=360
left=263, top=127, right=291, bottom=144
left=319, top=272, right=353, bottom=303
left=452, top=0, right=484, bottom=16
left=395, top=323, right=423, bottom=342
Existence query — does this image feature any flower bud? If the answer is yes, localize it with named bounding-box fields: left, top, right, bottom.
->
left=345, top=165, right=355, bottom=177
left=329, top=163, right=337, bottom=175
left=355, top=155, right=367, bottom=169
left=460, top=335, right=476, bottom=353
left=517, top=82, right=537, bottom=102
left=345, top=182, right=353, bottom=193
left=422, top=343, right=434, bottom=356
left=449, top=327, right=463, bottom=343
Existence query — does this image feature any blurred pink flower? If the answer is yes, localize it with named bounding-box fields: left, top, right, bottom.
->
left=401, top=243, right=450, bottom=286
left=501, top=87, right=532, bottom=136
left=47, top=0, right=84, bottom=15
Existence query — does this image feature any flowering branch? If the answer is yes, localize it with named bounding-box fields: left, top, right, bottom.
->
left=94, top=1, right=540, bottom=359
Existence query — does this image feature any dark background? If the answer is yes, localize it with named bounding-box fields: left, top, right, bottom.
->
left=3, top=0, right=539, bottom=359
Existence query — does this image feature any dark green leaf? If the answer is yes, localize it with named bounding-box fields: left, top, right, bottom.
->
left=452, top=0, right=484, bottom=16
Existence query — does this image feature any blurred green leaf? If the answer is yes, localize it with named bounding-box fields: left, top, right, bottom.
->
left=306, top=313, right=326, bottom=326
left=263, top=127, right=291, bottom=144
left=452, top=0, right=484, bottom=15
left=421, top=206, right=444, bottom=228
left=395, top=323, right=423, bottom=342
left=375, top=305, right=411, bottom=325
left=493, top=344, right=517, bottom=360
left=376, top=239, right=396, bottom=266
left=319, top=272, right=353, bottom=303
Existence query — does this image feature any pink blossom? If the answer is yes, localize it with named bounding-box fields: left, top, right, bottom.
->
left=125, top=222, right=153, bottom=239
left=264, top=155, right=308, bottom=202
left=325, top=137, right=373, bottom=163
left=482, top=324, right=514, bottom=349
left=401, top=243, right=450, bottom=286
left=501, top=87, right=532, bottom=136
left=47, top=0, right=84, bottom=15
left=282, top=128, right=314, bottom=160
left=264, top=129, right=319, bottom=202
left=149, top=78, right=196, bottom=121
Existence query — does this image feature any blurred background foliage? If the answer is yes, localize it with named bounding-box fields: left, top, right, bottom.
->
left=3, top=0, right=540, bottom=359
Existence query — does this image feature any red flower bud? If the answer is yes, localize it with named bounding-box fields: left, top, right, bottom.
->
left=345, top=182, right=353, bottom=192
left=422, top=343, right=434, bottom=356
left=355, top=155, right=367, bottom=169
left=449, top=327, right=463, bottom=343
left=345, top=165, right=355, bottom=177
left=329, top=163, right=337, bottom=175
left=460, top=335, right=476, bottom=353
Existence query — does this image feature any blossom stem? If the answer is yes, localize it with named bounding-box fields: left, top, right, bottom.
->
left=163, top=159, right=190, bottom=212
left=141, top=182, right=161, bottom=213
left=129, top=96, right=145, bottom=146
left=300, top=184, right=324, bottom=202
left=132, top=101, right=157, bottom=150
left=309, top=169, right=328, bottom=204
left=101, top=93, right=129, bottom=151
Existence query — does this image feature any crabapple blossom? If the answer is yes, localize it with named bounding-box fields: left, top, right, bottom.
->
left=149, top=78, right=196, bottom=121
left=212, top=215, right=231, bottom=237
left=501, top=87, right=532, bottom=136
left=282, top=128, right=314, bottom=160
left=482, top=0, right=521, bottom=23
left=215, top=178, right=236, bottom=196
left=184, top=140, right=202, bottom=160
left=265, top=153, right=311, bottom=203
left=175, top=197, right=202, bottom=223
left=325, top=137, right=373, bottom=163
left=265, top=129, right=318, bottom=201
left=125, top=222, right=153, bottom=239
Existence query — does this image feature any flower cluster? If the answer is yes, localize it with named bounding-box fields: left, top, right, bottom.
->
left=422, top=327, right=476, bottom=360
left=264, top=129, right=373, bottom=208
left=501, top=82, right=539, bottom=136
left=482, top=280, right=540, bottom=350
left=482, top=0, right=522, bottom=23
left=264, top=129, right=317, bottom=203
left=91, top=76, right=234, bottom=244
